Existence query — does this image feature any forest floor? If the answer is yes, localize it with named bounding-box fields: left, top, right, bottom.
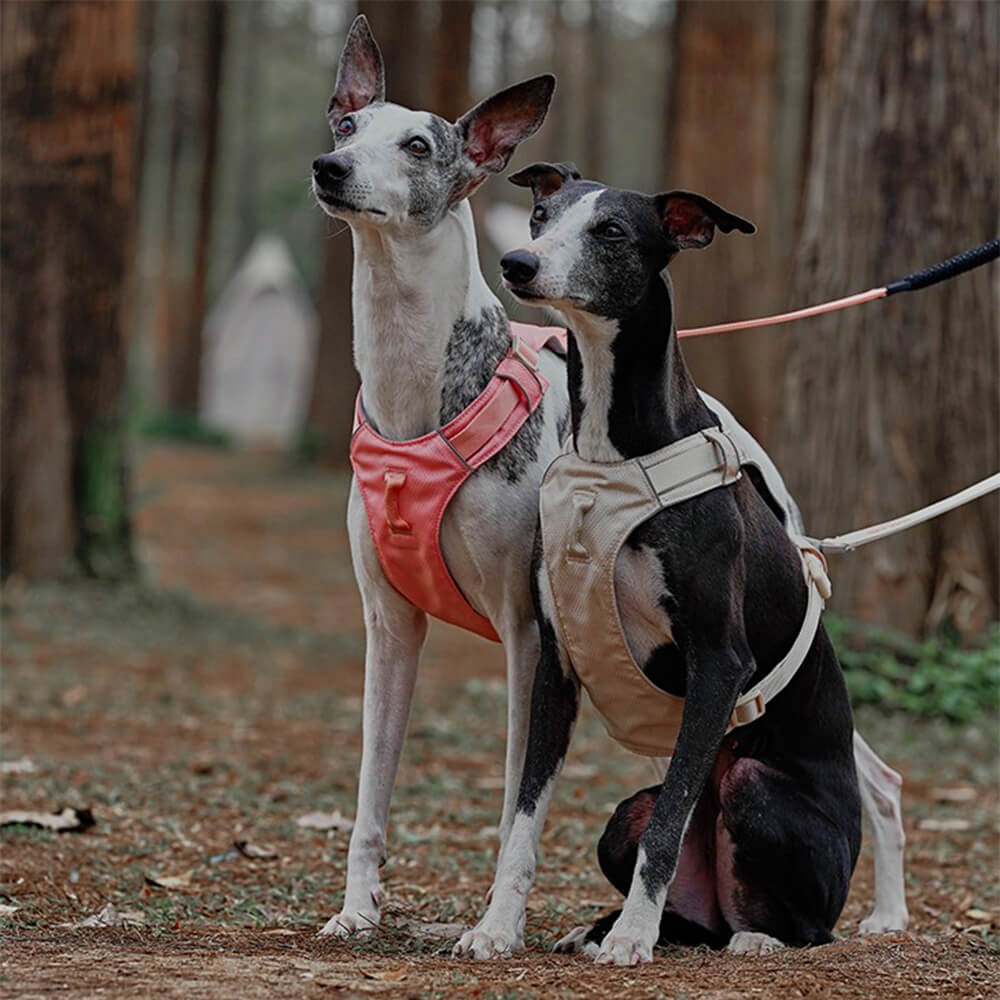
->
left=2, top=443, right=998, bottom=999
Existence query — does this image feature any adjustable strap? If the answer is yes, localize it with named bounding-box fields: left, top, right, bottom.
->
left=642, top=427, right=747, bottom=507
left=728, top=542, right=827, bottom=730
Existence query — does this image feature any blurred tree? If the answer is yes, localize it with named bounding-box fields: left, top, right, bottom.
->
left=665, top=0, right=788, bottom=445
left=166, top=0, right=227, bottom=414
left=782, top=0, right=999, bottom=637
left=582, top=0, right=609, bottom=178
left=433, top=0, right=474, bottom=120
left=306, top=2, right=430, bottom=465
left=1, top=0, right=138, bottom=578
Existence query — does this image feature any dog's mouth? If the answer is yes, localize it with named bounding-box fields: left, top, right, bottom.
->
left=317, top=191, right=387, bottom=218
left=505, top=284, right=546, bottom=302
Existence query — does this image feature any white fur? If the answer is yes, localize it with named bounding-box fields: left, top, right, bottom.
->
left=595, top=845, right=666, bottom=966
left=727, top=930, right=785, bottom=955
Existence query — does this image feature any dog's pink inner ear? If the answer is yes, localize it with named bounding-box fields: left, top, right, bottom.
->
left=660, top=196, right=715, bottom=250
left=329, top=19, right=385, bottom=119
left=464, top=116, right=524, bottom=173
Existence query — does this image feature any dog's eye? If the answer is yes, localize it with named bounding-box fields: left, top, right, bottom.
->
left=595, top=221, right=626, bottom=240
left=336, top=116, right=355, bottom=137
left=531, top=205, right=547, bottom=223
left=405, top=137, right=430, bottom=157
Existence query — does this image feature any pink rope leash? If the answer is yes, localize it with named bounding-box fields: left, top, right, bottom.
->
left=677, top=238, right=999, bottom=339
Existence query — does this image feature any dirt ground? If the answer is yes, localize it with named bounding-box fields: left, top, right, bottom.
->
left=2, top=444, right=997, bottom=999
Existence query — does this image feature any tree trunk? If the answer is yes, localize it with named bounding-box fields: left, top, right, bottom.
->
left=582, top=0, right=609, bottom=179
left=666, top=0, right=783, bottom=445
left=168, top=0, right=227, bottom=415
left=781, top=0, right=999, bottom=636
left=306, top=3, right=429, bottom=465
left=433, top=0, right=474, bottom=121
left=1, top=0, right=137, bottom=579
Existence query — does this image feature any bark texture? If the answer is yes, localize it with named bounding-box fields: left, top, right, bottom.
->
left=433, top=0, right=474, bottom=121
left=1, top=0, right=137, bottom=578
left=781, top=0, right=999, bottom=636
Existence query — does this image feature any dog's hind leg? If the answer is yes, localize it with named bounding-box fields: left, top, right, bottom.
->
left=319, top=486, right=428, bottom=938
left=853, top=731, right=908, bottom=933
left=716, top=757, right=860, bottom=951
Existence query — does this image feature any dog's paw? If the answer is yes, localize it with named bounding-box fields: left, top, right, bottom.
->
left=452, top=923, right=523, bottom=960
left=859, top=908, right=908, bottom=935
left=317, top=907, right=380, bottom=939
left=594, top=930, right=654, bottom=966
left=553, top=925, right=599, bottom=957
left=727, top=931, right=784, bottom=956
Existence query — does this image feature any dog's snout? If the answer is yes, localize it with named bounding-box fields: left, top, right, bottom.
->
left=500, top=249, right=541, bottom=286
left=313, top=153, right=353, bottom=187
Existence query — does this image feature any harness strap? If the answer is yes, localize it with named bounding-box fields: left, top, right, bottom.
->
left=642, top=428, right=747, bottom=505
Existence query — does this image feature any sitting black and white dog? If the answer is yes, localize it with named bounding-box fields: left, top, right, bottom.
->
left=461, top=163, right=863, bottom=965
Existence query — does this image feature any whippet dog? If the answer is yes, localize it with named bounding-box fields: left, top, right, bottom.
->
left=455, top=164, right=904, bottom=963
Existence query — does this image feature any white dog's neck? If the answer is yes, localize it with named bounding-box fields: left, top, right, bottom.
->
left=351, top=200, right=504, bottom=441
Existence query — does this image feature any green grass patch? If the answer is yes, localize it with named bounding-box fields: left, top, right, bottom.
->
left=829, top=617, right=1000, bottom=722
left=137, top=411, right=231, bottom=448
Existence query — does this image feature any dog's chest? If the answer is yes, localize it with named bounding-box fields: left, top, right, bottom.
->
left=614, top=542, right=677, bottom=672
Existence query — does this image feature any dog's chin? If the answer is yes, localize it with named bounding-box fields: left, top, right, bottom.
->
left=504, top=283, right=552, bottom=306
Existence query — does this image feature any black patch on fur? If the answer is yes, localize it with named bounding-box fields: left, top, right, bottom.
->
left=439, top=305, right=547, bottom=483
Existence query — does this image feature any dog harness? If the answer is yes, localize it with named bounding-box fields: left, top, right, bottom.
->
left=539, top=427, right=828, bottom=757
left=351, top=323, right=567, bottom=642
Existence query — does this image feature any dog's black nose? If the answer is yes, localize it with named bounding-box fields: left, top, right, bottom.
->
left=500, top=249, right=540, bottom=285
left=313, top=153, right=353, bottom=187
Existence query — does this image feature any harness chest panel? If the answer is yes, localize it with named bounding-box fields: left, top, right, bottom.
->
left=351, top=322, right=567, bottom=642
left=539, top=428, right=825, bottom=757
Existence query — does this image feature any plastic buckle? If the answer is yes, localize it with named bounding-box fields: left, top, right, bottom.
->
left=730, top=689, right=766, bottom=729
left=511, top=335, right=540, bottom=373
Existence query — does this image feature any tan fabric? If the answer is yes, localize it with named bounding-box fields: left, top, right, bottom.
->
left=539, top=428, right=824, bottom=757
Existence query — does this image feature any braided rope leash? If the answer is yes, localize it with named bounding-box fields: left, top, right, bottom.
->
left=678, top=238, right=1000, bottom=338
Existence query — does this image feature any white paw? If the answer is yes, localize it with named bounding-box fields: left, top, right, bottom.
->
left=595, top=929, right=655, bottom=966
left=859, top=908, right=908, bottom=935
left=317, top=900, right=381, bottom=939
left=727, top=931, right=784, bottom=956
left=553, top=924, right=599, bottom=957
left=452, top=922, right=523, bottom=960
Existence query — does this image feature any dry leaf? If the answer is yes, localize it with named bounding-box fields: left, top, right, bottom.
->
left=0, top=904, right=20, bottom=917
left=917, top=818, right=971, bottom=832
left=234, top=839, right=278, bottom=860
left=73, top=902, right=146, bottom=929
left=932, top=786, right=977, bottom=803
left=399, top=918, right=465, bottom=940
left=360, top=967, right=408, bottom=982
left=61, top=684, right=88, bottom=708
left=562, top=763, right=598, bottom=779
left=262, top=928, right=296, bottom=936
left=0, top=758, right=36, bottom=775
left=966, top=908, right=993, bottom=922
left=144, top=869, right=195, bottom=890
left=0, top=807, right=95, bottom=833
left=296, top=810, right=353, bottom=833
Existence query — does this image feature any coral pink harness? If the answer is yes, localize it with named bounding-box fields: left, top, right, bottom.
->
left=350, top=323, right=567, bottom=642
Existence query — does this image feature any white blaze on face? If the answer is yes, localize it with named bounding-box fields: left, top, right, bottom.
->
left=520, top=190, right=602, bottom=303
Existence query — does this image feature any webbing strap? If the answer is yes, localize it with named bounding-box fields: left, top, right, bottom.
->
left=642, top=428, right=747, bottom=506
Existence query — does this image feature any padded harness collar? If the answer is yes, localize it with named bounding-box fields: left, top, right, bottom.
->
left=351, top=322, right=567, bottom=641
left=539, top=426, right=827, bottom=757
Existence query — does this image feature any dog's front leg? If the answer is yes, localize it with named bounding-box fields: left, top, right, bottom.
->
left=597, top=584, right=753, bottom=966
left=454, top=561, right=579, bottom=959
left=319, top=486, right=428, bottom=939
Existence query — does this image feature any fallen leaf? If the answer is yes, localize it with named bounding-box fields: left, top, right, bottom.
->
left=917, top=818, right=971, bottom=832
left=360, top=967, right=408, bottom=982
left=262, top=928, right=296, bottom=936
left=0, top=758, right=37, bottom=775
left=966, top=908, right=993, bottom=922
left=72, top=903, right=146, bottom=928
left=0, top=807, right=95, bottom=833
left=932, top=786, right=977, bottom=803
left=0, top=904, right=20, bottom=917
left=296, top=810, right=353, bottom=833
left=234, top=839, right=278, bottom=860
left=562, top=763, right=598, bottom=779
left=144, top=869, right=195, bottom=890
left=399, top=918, right=465, bottom=940
left=61, top=684, right=88, bottom=708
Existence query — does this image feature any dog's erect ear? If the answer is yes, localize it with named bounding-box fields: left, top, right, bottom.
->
left=655, top=191, right=756, bottom=250
left=456, top=75, right=556, bottom=181
left=509, top=161, right=581, bottom=199
left=328, top=15, right=385, bottom=121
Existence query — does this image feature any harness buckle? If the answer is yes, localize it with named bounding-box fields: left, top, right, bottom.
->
left=511, top=335, right=540, bottom=373
left=730, top=689, right=766, bottom=729
left=703, top=427, right=743, bottom=481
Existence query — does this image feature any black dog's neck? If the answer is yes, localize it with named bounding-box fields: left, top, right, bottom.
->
left=566, top=275, right=716, bottom=461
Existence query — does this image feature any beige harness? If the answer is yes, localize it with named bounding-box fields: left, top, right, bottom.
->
left=539, top=427, right=827, bottom=757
